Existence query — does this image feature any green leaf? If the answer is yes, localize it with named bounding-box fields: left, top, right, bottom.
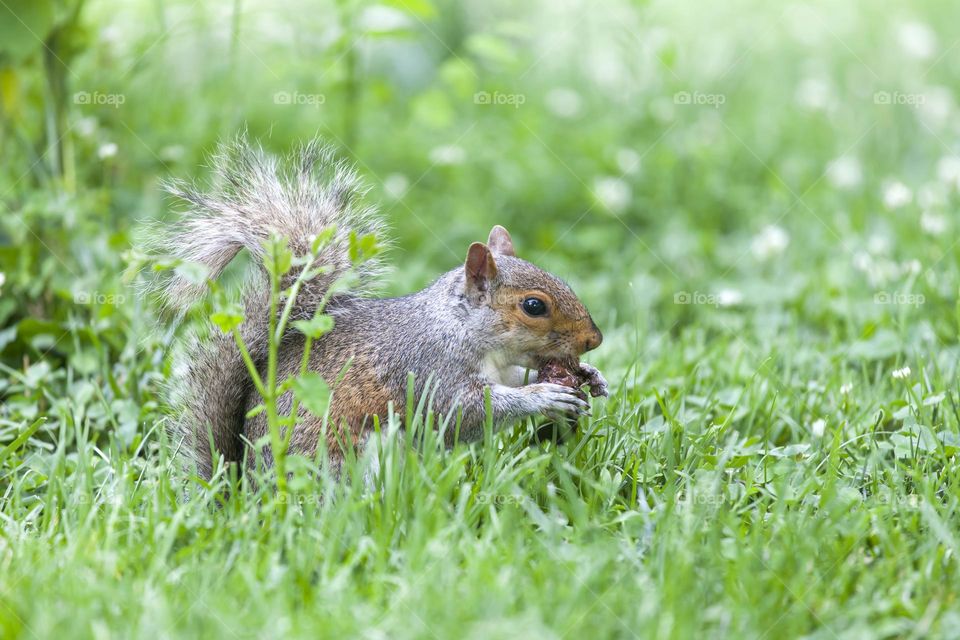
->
left=0, top=417, right=45, bottom=466
left=14, top=318, right=60, bottom=341
left=210, top=302, right=243, bottom=333
left=293, top=314, right=334, bottom=339
left=844, top=329, right=901, bottom=361
left=0, top=326, right=17, bottom=351
left=348, top=232, right=361, bottom=262
left=265, top=235, right=292, bottom=276
left=311, top=226, right=337, bottom=254
left=0, top=0, right=55, bottom=62
left=0, top=66, right=20, bottom=116
left=464, top=33, right=519, bottom=68
left=174, top=261, right=210, bottom=286
left=384, top=0, right=436, bottom=19
left=439, top=58, right=477, bottom=100
left=348, top=232, right=381, bottom=263
left=923, top=392, right=946, bottom=407
left=411, top=88, right=454, bottom=128
left=292, top=372, right=331, bottom=418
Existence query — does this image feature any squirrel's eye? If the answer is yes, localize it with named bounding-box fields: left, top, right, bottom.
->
left=521, top=297, right=548, bottom=317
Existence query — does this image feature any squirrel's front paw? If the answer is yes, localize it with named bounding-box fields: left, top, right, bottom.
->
left=577, top=363, right=609, bottom=398
left=524, top=383, right=591, bottom=418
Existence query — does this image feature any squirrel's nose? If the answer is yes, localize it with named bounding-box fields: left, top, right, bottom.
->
left=581, top=323, right=603, bottom=353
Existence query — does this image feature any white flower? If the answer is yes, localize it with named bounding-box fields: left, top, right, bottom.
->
left=593, top=176, right=631, bottom=213
left=826, top=156, right=862, bottom=190
left=545, top=88, right=582, bottom=119
left=892, top=366, right=911, bottom=380
left=97, top=142, right=118, bottom=159
left=811, top=419, right=826, bottom=438
left=898, top=22, right=937, bottom=60
left=882, top=181, right=912, bottom=209
left=917, top=86, right=953, bottom=125
left=917, top=183, right=947, bottom=209
left=867, top=233, right=891, bottom=255
left=0, top=272, right=5, bottom=291
left=616, top=148, right=641, bottom=175
left=750, top=225, right=790, bottom=260
left=920, top=211, right=947, bottom=235
left=159, top=145, right=185, bottom=162
left=936, top=156, right=960, bottom=189
left=588, top=49, right=627, bottom=89
left=74, top=116, right=98, bottom=138
left=100, top=26, right=122, bottom=45
left=901, top=259, right=922, bottom=275
left=783, top=4, right=824, bottom=46
left=716, top=288, right=743, bottom=307
left=383, top=173, right=409, bottom=200
left=852, top=247, right=903, bottom=287
left=649, top=97, right=676, bottom=123
left=795, top=77, right=832, bottom=111
left=428, top=145, right=465, bottom=166
left=840, top=383, right=853, bottom=395
left=358, top=5, right=410, bottom=31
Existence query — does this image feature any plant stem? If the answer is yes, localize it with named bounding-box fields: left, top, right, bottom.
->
left=266, top=250, right=286, bottom=502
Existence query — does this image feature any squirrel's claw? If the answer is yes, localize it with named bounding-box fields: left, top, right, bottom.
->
left=526, top=382, right=591, bottom=418
left=578, top=363, right=609, bottom=398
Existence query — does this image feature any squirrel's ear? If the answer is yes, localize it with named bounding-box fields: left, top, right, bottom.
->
left=465, top=242, right=498, bottom=294
left=487, top=225, right=516, bottom=257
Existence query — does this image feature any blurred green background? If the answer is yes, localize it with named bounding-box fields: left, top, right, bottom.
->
left=5, top=2, right=960, bottom=637
left=1, top=0, right=959, bottom=444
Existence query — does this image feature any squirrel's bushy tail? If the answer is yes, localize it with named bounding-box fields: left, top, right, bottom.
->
left=158, top=137, right=386, bottom=478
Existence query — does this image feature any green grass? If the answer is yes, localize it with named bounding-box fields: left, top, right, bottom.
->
left=2, top=317, right=958, bottom=638
left=3, top=0, right=960, bottom=637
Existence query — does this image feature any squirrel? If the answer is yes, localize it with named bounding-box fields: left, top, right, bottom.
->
left=159, top=138, right=607, bottom=479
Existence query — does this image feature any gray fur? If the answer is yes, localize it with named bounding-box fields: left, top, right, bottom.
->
left=160, top=138, right=386, bottom=478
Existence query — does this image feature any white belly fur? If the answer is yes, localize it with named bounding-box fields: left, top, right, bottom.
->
left=480, top=352, right=536, bottom=387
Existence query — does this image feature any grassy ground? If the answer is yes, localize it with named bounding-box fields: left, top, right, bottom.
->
left=3, top=0, right=960, bottom=637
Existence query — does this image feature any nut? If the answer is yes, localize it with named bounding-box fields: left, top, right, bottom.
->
left=537, top=358, right=589, bottom=401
